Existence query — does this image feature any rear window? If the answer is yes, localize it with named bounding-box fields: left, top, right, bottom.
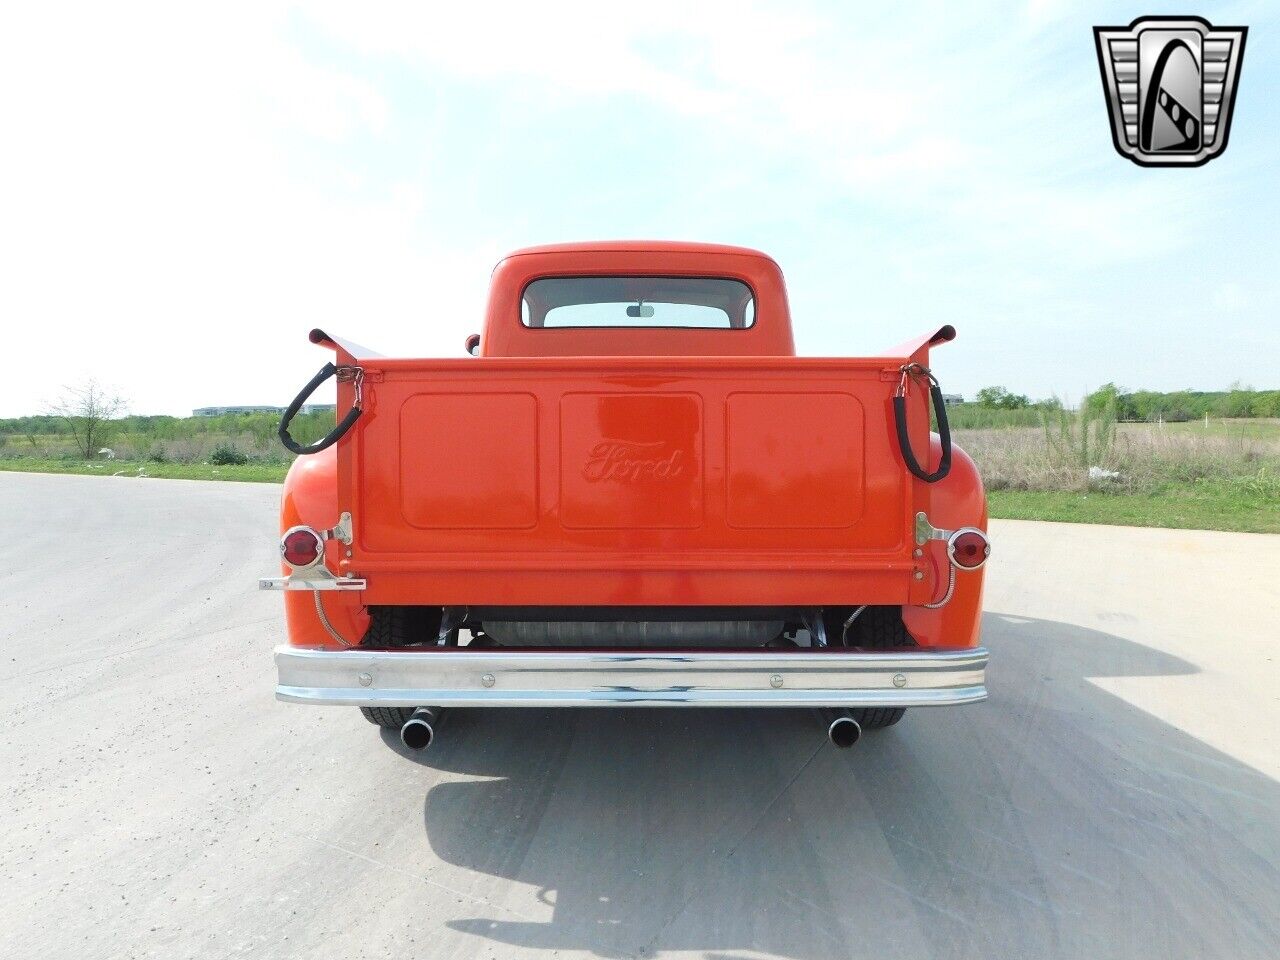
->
left=521, top=276, right=755, bottom=329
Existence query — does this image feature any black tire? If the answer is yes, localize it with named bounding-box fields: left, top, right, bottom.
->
left=843, top=606, right=913, bottom=730
left=358, top=606, right=441, bottom=730
left=851, top=705, right=906, bottom=729
left=361, top=706, right=416, bottom=729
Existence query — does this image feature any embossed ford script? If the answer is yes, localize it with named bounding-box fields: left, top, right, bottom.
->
left=583, top=440, right=685, bottom=482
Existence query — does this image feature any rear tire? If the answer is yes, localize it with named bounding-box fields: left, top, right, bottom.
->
left=361, top=706, right=416, bottom=729
left=850, top=705, right=906, bottom=729
left=357, top=606, right=443, bottom=730
left=843, top=606, right=912, bottom=729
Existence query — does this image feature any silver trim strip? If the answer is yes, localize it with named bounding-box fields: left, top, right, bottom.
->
left=275, top=645, right=988, bottom=708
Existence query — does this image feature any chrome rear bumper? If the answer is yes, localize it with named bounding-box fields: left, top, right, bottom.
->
left=275, top=645, right=988, bottom=708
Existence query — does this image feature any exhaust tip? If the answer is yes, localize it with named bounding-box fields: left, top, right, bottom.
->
left=828, top=715, right=862, bottom=749
left=400, top=707, right=437, bottom=751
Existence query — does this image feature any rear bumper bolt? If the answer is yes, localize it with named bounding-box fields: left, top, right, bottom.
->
left=358, top=672, right=373, bottom=687
left=770, top=674, right=784, bottom=688
left=481, top=673, right=496, bottom=688
left=893, top=674, right=907, bottom=688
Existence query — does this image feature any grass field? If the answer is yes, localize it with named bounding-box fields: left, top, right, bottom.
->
left=988, top=484, right=1279, bottom=534
left=3, top=417, right=1277, bottom=533
left=0, top=458, right=286, bottom=483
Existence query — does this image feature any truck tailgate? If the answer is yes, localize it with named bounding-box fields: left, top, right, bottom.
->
left=337, top=356, right=937, bottom=607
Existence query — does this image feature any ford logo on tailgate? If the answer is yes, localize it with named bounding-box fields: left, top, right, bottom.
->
left=583, top=440, right=686, bottom=482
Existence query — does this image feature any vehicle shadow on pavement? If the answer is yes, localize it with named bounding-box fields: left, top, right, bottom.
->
left=385, top=615, right=1280, bottom=960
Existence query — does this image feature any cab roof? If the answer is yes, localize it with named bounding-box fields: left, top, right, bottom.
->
left=501, top=240, right=779, bottom=264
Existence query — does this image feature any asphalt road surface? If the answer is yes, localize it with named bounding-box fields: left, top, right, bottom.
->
left=2, top=471, right=1278, bottom=960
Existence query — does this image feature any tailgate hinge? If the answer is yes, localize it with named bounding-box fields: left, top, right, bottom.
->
left=326, top=511, right=354, bottom=546
left=915, top=511, right=956, bottom=545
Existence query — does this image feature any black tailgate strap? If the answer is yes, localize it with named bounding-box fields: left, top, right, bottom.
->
left=893, top=363, right=952, bottom=483
left=278, top=363, right=363, bottom=455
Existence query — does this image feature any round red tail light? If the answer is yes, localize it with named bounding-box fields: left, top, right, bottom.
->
left=948, top=529, right=990, bottom=570
left=281, top=527, right=323, bottom=568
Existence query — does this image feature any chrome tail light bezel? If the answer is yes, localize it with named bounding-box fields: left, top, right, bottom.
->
left=946, top=526, right=991, bottom=571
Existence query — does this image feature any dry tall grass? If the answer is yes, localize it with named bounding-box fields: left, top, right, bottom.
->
left=957, top=419, right=1280, bottom=494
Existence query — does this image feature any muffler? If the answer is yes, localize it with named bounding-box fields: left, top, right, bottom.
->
left=400, top=706, right=441, bottom=751
left=826, top=711, right=862, bottom=749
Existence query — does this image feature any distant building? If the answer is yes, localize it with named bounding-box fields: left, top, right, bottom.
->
left=192, top=405, right=282, bottom=417
left=192, top=404, right=335, bottom=417
left=942, top=394, right=964, bottom=406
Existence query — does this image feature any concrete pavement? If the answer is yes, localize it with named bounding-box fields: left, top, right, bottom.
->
left=1, top=471, right=1278, bottom=959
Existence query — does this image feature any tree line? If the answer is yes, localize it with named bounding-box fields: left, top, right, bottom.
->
left=970, top=384, right=1280, bottom=421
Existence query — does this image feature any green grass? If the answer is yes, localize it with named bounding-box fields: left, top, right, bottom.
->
left=989, top=480, right=1279, bottom=534
left=0, top=457, right=287, bottom=483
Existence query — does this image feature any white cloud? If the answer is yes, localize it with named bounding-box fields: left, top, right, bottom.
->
left=261, top=47, right=389, bottom=142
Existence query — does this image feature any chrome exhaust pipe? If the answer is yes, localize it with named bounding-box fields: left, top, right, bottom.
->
left=400, top=706, right=440, bottom=751
left=827, top=712, right=862, bottom=749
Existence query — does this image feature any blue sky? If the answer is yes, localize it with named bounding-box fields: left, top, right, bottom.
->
left=1, top=1, right=1276, bottom=416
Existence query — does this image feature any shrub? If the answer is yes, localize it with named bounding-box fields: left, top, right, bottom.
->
left=210, top=444, right=249, bottom=466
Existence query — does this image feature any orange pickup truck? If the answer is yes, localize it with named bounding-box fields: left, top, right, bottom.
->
left=261, top=241, right=989, bottom=751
